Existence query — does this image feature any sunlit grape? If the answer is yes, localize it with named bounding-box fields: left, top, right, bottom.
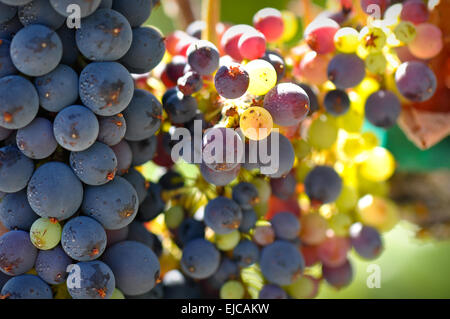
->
left=280, top=11, right=298, bottom=42
left=330, top=213, right=353, bottom=236
left=365, top=52, right=387, bottom=74
left=240, top=107, right=273, bottom=141
left=307, top=114, right=338, bottom=149
left=360, top=147, right=396, bottom=182
left=245, top=59, right=278, bottom=95
left=334, top=27, right=359, bottom=53
left=357, top=195, right=399, bottom=232
left=394, top=21, right=416, bottom=44
left=359, top=27, right=387, bottom=53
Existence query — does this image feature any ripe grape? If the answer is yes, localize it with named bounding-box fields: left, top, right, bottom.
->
left=30, top=217, right=62, bottom=250
left=408, top=23, right=443, bottom=59
left=232, top=182, right=259, bottom=210
left=270, top=174, right=296, bottom=200
left=300, top=213, right=328, bottom=245
left=253, top=225, right=275, bottom=246
left=177, top=71, right=203, bottom=95
left=49, top=0, right=101, bottom=18
left=214, top=62, right=249, bottom=99
left=322, top=259, right=353, bottom=288
left=307, top=114, right=338, bottom=149
left=164, top=91, right=198, bottom=124
left=305, top=165, right=342, bottom=204
left=18, top=0, right=65, bottom=29
left=350, top=223, right=383, bottom=259
left=162, top=270, right=201, bottom=299
left=200, top=163, right=240, bottom=186
left=1, top=274, right=52, bottom=299
left=66, top=261, right=115, bottom=299
left=16, top=117, right=57, bottom=160
left=10, top=24, right=62, bottom=76
left=253, top=7, right=284, bottom=42
left=129, top=135, right=157, bottom=166
left=27, top=162, right=83, bottom=220
left=239, top=209, right=257, bottom=233
left=0, top=230, right=37, bottom=276
left=317, top=235, right=351, bottom=267
left=261, top=50, right=285, bottom=82
left=187, top=40, right=220, bottom=75
left=221, top=24, right=255, bottom=61
left=263, top=82, right=310, bottom=126
left=97, top=114, right=127, bottom=146
left=0, top=75, right=39, bottom=129
left=365, top=90, right=401, bottom=128
left=204, top=196, right=242, bottom=235
left=165, top=55, right=187, bottom=86
left=181, top=238, right=220, bottom=280
left=106, top=227, right=129, bottom=248
left=177, top=218, right=205, bottom=246
left=0, top=38, right=17, bottom=77
left=0, top=144, right=34, bottom=193
left=245, top=59, right=277, bottom=95
left=82, top=176, right=138, bottom=230
left=79, top=62, right=134, bottom=116
left=304, top=18, right=339, bottom=54
left=233, top=240, right=259, bottom=267
left=400, top=0, right=429, bottom=25
left=0, top=15, right=22, bottom=40
left=203, top=127, right=243, bottom=172
left=238, top=29, right=266, bottom=60
left=35, top=246, right=72, bottom=285
left=220, top=280, right=245, bottom=299
left=324, top=89, right=350, bottom=116
left=259, top=284, right=287, bottom=299
left=334, top=27, right=359, bottom=53
left=270, top=212, right=300, bottom=241
left=0, top=3, right=16, bottom=24
left=112, top=0, right=153, bottom=27
left=298, top=51, right=329, bottom=85
left=123, top=168, right=148, bottom=204
left=111, top=140, right=133, bottom=175
left=137, top=182, right=165, bottom=222
left=0, top=190, right=38, bottom=230
left=327, top=53, right=365, bottom=89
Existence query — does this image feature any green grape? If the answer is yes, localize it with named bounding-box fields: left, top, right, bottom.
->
left=110, top=288, right=125, bottom=299
left=394, top=21, right=416, bottom=44
left=365, top=52, right=387, bottom=74
left=286, top=275, right=318, bottom=299
left=253, top=201, right=268, bottom=218
left=245, top=59, right=277, bottom=95
left=220, top=280, right=245, bottom=299
left=335, top=185, right=358, bottom=214
left=330, top=213, right=353, bottom=236
left=360, top=147, right=395, bottom=182
left=164, top=206, right=185, bottom=229
left=337, top=109, right=364, bottom=133
left=357, top=195, right=399, bottom=232
left=295, top=160, right=314, bottom=182
left=30, top=218, right=62, bottom=250
left=359, top=27, right=387, bottom=53
left=358, top=174, right=390, bottom=198
left=334, top=27, right=359, bottom=53
left=214, top=230, right=241, bottom=251
left=252, top=178, right=271, bottom=203
left=307, top=114, right=338, bottom=149
left=293, top=139, right=311, bottom=160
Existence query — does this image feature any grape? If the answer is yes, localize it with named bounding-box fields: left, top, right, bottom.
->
left=166, top=30, right=189, bottom=55
left=220, top=280, right=245, bottom=299
left=317, top=235, right=351, bottom=267
left=239, top=209, right=257, bottom=233
left=34, top=64, right=79, bottom=113
left=270, top=212, right=300, bottom=240
left=177, top=218, right=205, bottom=246
left=298, top=51, right=329, bottom=85
left=66, top=261, right=115, bottom=299
left=30, top=217, right=62, bottom=250
left=300, top=213, right=328, bottom=245
left=246, top=59, right=277, bottom=95
left=400, top=0, right=429, bottom=25
left=0, top=190, right=38, bottom=230
left=359, top=27, right=387, bottom=53
left=322, top=259, right=353, bottom=288
left=35, top=246, right=72, bottom=285
left=120, top=26, right=165, bottom=74
left=1, top=274, right=52, bottom=299
left=181, top=238, right=220, bottom=280
left=110, top=288, right=125, bottom=299
left=53, top=105, right=99, bottom=152
left=186, top=20, right=205, bottom=39
left=253, top=225, right=275, bottom=246
left=307, top=114, right=338, bottom=149
left=162, top=87, right=178, bottom=105
left=330, top=213, right=352, bottom=237
left=260, top=240, right=304, bottom=286
left=360, top=0, right=390, bottom=15
left=111, top=140, right=132, bottom=175
left=129, top=135, right=157, bottom=166
left=350, top=223, right=383, bottom=259
left=162, top=269, right=202, bottom=299
left=70, top=142, right=117, bottom=186
left=104, top=240, right=160, bottom=296
left=324, top=89, right=350, bottom=116
left=232, top=182, right=259, bottom=210
left=253, top=8, right=284, bottom=43
left=357, top=195, right=399, bottom=232
left=0, top=230, right=37, bottom=275
left=99, top=0, right=113, bottom=9
left=394, top=21, right=416, bottom=44
left=214, top=62, right=249, bottom=99
left=75, top=9, right=132, bottom=61
left=327, top=54, right=365, bottom=89
left=61, top=216, right=107, bottom=261
left=0, top=38, right=17, bottom=77
left=287, top=275, right=319, bottom=299
left=336, top=185, right=358, bottom=214
left=360, top=147, right=395, bottom=182
left=18, top=0, right=65, bottom=29
left=0, top=3, right=15, bottom=24
left=164, top=91, right=198, bottom=124
left=159, top=170, right=184, bottom=190
left=297, top=83, right=319, bottom=113
left=259, top=284, right=287, bottom=299
left=0, top=75, right=39, bottom=129
left=221, top=24, right=255, bottom=61
left=56, top=26, right=79, bottom=66
left=365, top=52, right=387, bottom=74
left=27, top=162, right=83, bottom=220
left=97, top=114, right=127, bottom=146
left=215, top=230, right=240, bottom=251
left=187, top=40, right=220, bottom=76
left=209, top=258, right=239, bottom=288
left=305, top=165, right=342, bottom=205
left=365, top=90, right=401, bottom=128
left=252, top=178, right=271, bottom=203
left=263, top=82, right=309, bottom=126
left=123, top=90, right=162, bottom=141
left=112, top=0, right=153, bottom=27
left=203, top=127, right=243, bottom=172
left=238, top=29, right=266, bottom=60
left=177, top=71, right=203, bottom=96
left=233, top=240, right=259, bottom=267
left=300, top=244, right=319, bottom=267
left=82, top=176, right=138, bottom=230
left=204, top=196, right=242, bottom=235
left=105, top=226, right=129, bottom=247
left=165, top=55, right=187, bottom=86
left=261, top=50, right=285, bottom=82
left=334, top=27, right=359, bottom=53
left=0, top=145, right=34, bottom=193
left=408, top=23, right=443, bottom=59
left=16, top=118, right=56, bottom=160
left=49, top=0, right=101, bottom=18
left=10, top=24, right=62, bottom=76
left=123, top=169, right=148, bottom=205
left=137, top=182, right=165, bottom=222
left=79, top=62, right=134, bottom=116
left=200, top=163, right=240, bottom=186
left=0, top=15, right=22, bottom=40
left=304, top=18, right=339, bottom=54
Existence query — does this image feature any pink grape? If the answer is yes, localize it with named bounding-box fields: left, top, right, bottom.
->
left=238, top=30, right=266, bottom=60
left=298, top=51, right=329, bottom=85
left=408, top=23, right=443, bottom=59
left=304, top=18, right=339, bottom=54
left=220, top=24, right=255, bottom=61
left=400, top=0, right=429, bottom=25
left=253, top=8, right=284, bottom=43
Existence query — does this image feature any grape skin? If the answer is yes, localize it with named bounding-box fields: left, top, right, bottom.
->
left=0, top=38, right=17, bottom=77
left=395, top=61, right=437, bottom=102
left=204, top=196, right=243, bottom=235
left=56, top=26, right=79, bottom=66
left=324, top=89, right=350, bottom=116
left=187, top=40, right=220, bottom=76
left=304, top=165, right=342, bottom=204
left=0, top=145, right=34, bottom=193
left=0, top=15, right=22, bottom=40
left=18, top=0, right=65, bottom=29
left=35, top=246, right=72, bottom=285
left=30, top=217, right=62, bottom=250
left=1, top=274, right=52, bottom=299
left=233, top=240, right=260, bottom=267
left=129, top=135, right=157, bottom=166
left=270, top=212, right=300, bottom=241
left=0, top=190, right=38, bottom=230
left=0, top=230, right=37, bottom=276
left=112, top=0, right=153, bottom=27
left=365, top=90, right=401, bottom=128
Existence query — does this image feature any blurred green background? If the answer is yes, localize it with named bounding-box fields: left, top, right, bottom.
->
left=146, top=0, right=450, bottom=298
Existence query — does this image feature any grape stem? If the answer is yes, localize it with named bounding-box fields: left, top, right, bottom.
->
left=202, top=0, right=221, bottom=45
left=302, top=0, right=312, bottom=26
left=175, top=0, right=195, bottom=28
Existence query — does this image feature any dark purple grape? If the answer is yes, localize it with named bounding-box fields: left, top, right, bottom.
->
left=324, top=89, right=350, bottom=116
left=97, top=114, right=127, bottom=146
left=270, top=212, right=300, bottom=241
left=129, top=135, right=157, bottom=166
left=365, top=90, right=401, bottom=128
left=0, top=190, right=38, bottom=231
left=0, top=144, right=34, bottom=193
left=187, top=40, right=220, bottom=75
left=0, top=230, right=37, bottom=276
left=233, top=240, right=260, bottom=267
left=35, top=246, right=72, bottom=285
left=166, top=55, right=187, bottom=84
left=304, top=165, right=342, bottom=204
left=123, top=168, right=148, bottom=204
left=322, top=259, right=353, bottom=288
left=164, top=91, right=198, bottom=124
left=112, top=0, right=153, bottom=27
left=395, top=61, right=437, bottom=102
left=214, top=62, right=249, bottom=99
left=181, top=238, right=220, bottom=280
left=200, top=163, right=240, bottom=186
left=232, top=182, right=259, bottom=210
left=262, top=50, right=285, bottom=82
left=239, top=209, right=257, bottom=233
left=259, top=284, right=287, bottom=299
left=327, top=54, right=365, bottom=89
left=66, top=261, right=115, bottom=299
left=16, top=117, right=58, bottom=159
left=204, top=196, right=242, bottom=234
left=177, top=71, right=203, bottom=96
left=0, top=38, right=17, bottom=77
left=1, top=274, right=52, bottom=299
left=18, top=0, right=65, bottom=29
left=350, top=223, right=383, bottom=259
left=202, top=127, right=243, bottom=172
left=270, top=173, right=296, bottom=199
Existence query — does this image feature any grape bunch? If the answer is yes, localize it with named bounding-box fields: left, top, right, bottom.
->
left=0, top=0, right=167, bottom=299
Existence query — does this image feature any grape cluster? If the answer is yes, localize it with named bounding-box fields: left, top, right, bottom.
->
left=0, top=0, right=166, bottom=299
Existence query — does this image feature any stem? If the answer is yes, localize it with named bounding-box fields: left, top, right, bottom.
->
left=175, top=0, right=195, bottom=29
left=202, top=0, right=221, bottom=45
left=302, top=0, right=312, bottom=26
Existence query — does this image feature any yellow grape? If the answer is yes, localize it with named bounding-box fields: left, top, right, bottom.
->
left=361, top=131, right=379, bottom=150
left=110, top=288, right=125, bottom=299
left=164, top=206, right=185, bottom=229
left=355, top=77, right=380, bottom=100
left=30, top=218, right=61, bottom=250
left=295, top=160, right=314, bottom=182
left=214, top=230, right=241, bottom=251
left=245, top=59, right=277, bottom=95
left=337, top=132, right=366, bottom=162
left=240, top=106, right=273, bottom=141
left=394, top=21, right=416, bottom=44
left=357, top=195, right=399, bottom=232
left=286, top=275, right=318, bottom=299
left=348, top=91, right=364, bottom=114
left=334, top=27, right=359, bottom=53
left=280, top=11, right=298, bottom=42
left=360, top=147, right=395, bottom=182
left=359, top=27, right=387, bottom=53
left=365, top=52, right=387, bottom=74
left=292, top=139, right=311, bottom=160
left=330, top=213, right=353, bottom=236
left=337, top=109, right=364, bottom=133
left=307, top=114, right=338, bottom=150
left=220, top=280, right=245, bottom=299
left=335, top=185, right=358, bottom=214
